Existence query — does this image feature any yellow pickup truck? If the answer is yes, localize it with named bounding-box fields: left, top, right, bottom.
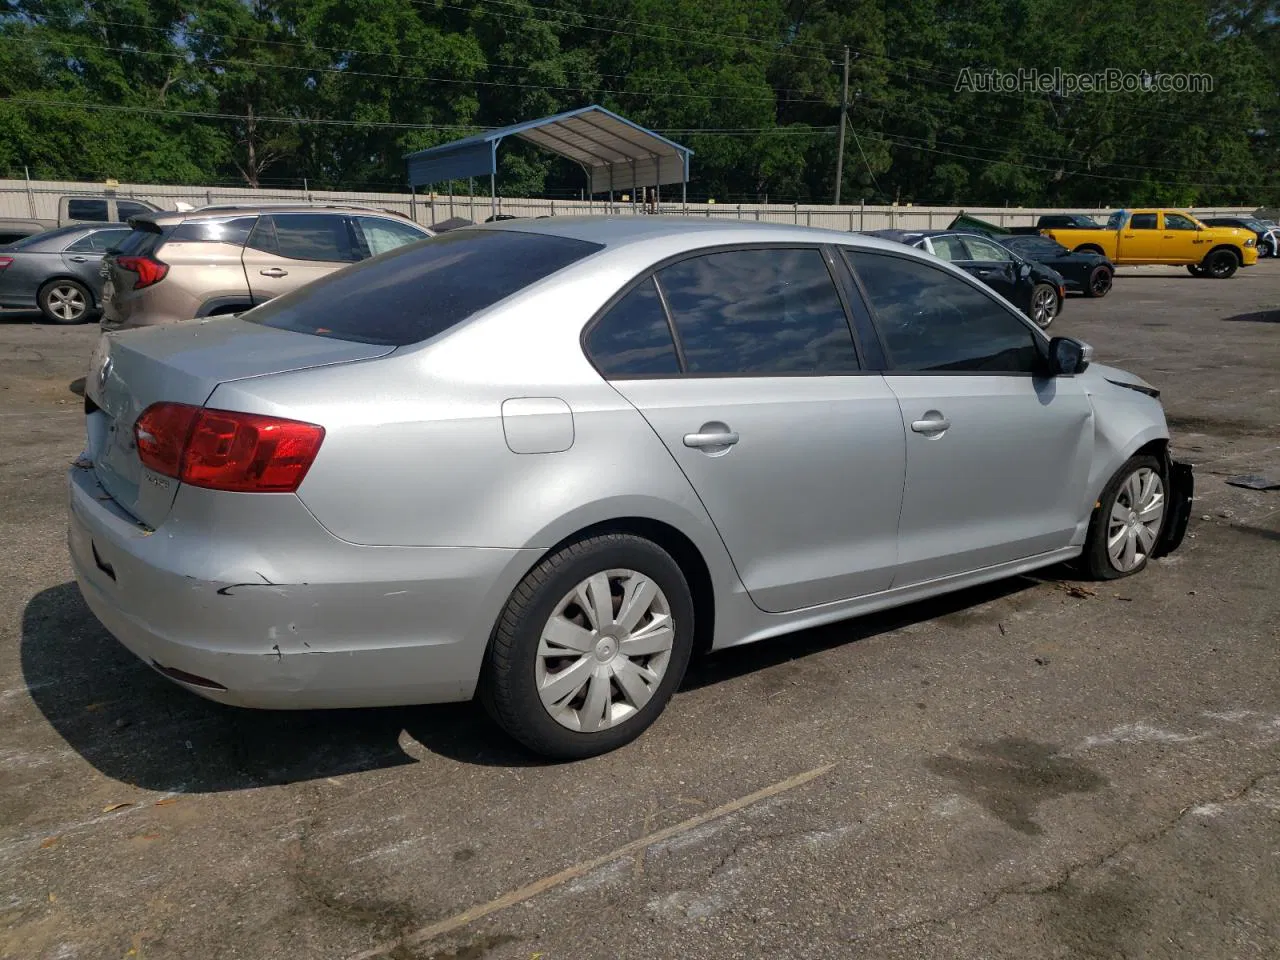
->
left=1042, top=209, right=1258, bottom=278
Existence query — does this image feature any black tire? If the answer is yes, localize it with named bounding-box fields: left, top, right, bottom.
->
left=1202, top=249, right=1239, bottom=279
left=1074, top=244, right=1105, bottom=256
left=37, top=278, right=93, bottom=324
left=1080, top=454, right=1166, bottom=581
left=1028, top=282, right=1059, bottom=328
left=480, top=533, right=695, bottom=760
left=1186, top=264, right=1206, bottom=277
left=1084, top=264, right=1113, bottom=298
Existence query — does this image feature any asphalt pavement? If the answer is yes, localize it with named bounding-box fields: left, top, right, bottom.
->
left=1, top=263, right=1278, bottom=960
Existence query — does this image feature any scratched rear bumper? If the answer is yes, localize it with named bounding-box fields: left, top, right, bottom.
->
left=68, top=463, right=536, bottom=709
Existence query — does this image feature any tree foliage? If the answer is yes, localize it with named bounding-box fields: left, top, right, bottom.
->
left=1, top=0, right=1276, bottom=205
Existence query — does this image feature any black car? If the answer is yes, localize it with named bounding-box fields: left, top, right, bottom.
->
left=0, top=224, right=133, bottom=323
left=867, top=229, right=1066, bottom=328
left=996, top=234, right=1115, bottom=298
left=1200, top=216, right=1278, bottom=258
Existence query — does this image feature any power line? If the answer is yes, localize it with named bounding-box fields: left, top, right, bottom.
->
left=1, top=35, right=829, bottom=105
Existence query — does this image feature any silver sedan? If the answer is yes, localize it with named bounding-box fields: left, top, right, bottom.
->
left=68, top=218, right=1192, bottom=758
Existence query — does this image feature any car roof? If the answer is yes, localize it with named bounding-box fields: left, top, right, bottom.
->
left=138, top=204, right=417, bottom=226
left=472, top=215, right=914, bottom=255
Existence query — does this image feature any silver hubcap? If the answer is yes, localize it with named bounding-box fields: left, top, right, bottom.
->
left=1107, top=468, right=1165, bottom=572
left=47, top=285, right=87, bottom=320
left=1032, top=288, right=1057, bottom=327
left=536, top=569, right=674, bottom=733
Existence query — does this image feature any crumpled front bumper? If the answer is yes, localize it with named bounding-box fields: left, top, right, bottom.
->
left=1153, top=457, right=1193, bottom=558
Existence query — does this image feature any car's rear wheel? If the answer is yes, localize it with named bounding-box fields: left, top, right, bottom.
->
left=1085, top=264, right=1113, bottom=298
left=38, top=279, right=92, bottom=324
left=1080, top=455, right=1167, bottom=580
left=1029, top=283, right=1060, bottom=328
left=481, top=533, right=695, bottom=759
left=1203, top=249, right=1239, bottom=279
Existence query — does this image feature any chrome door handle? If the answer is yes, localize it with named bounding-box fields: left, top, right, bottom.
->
left=683, top=431, right=739, bottom=449
left=911, top=416, right=951, bottom=434
left=69, top=256, right=89, bottom=263
left=259, top=268, right=289, bottom=278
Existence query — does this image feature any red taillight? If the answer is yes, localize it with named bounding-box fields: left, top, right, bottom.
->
left=116, top=255, right=169, bottom=289
left=0, top=256, right=12, bottom=271
left=134, top=402, right=324, bottom=493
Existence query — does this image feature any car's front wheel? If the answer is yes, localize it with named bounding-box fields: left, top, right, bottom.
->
left=38, top=279, right=92, bottom=324
left=1202, top=249, right=1239, bottom=279
left=1186, top=264, right=1206, bottom=277
left=1080, top=455, right=1167, bottom=580
left=1085, top=264, right=1113, bottom=298
left=481, top=533, right=695, bottom=759
left=1029, top=283, right=1060, bottom=328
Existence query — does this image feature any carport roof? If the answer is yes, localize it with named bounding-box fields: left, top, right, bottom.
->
left=404, top=105, right=692, bottom=197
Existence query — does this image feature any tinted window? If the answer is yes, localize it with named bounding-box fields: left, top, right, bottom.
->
left=67, top=198, right=109, bottom=221
left=245, top=216, right=277, bottom=253
left=848, top=251, right=1039, bottom=374
left=66, top=228, right=131, bottom=253
left=656, top=248, right=858, bottom=375
left=270, top=214, right=357, bottom=262
left=354, top=216, right=428, bottom=257
left=962, top=237, right=1014, bottom=261
left=1129, top=213, right=1158, bottom=229
left=116, top=201, right=154, bottom=220
left=246, top=229, right=602, bottom=346
left=586, top=278, right=680, bottom=377
left=1163, top=213, right=1198, bottom=231
left=169, top=217, right=257, bottom=245
left=929, top=235, right=968, bottom=261
left=114, top=224, right=169, bottom=257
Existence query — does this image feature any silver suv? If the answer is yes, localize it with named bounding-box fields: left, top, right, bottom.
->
left=99, top=204, right=431, bottom=330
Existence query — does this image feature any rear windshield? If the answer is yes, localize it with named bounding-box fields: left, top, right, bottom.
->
left=114, top=224, right=171, bottom=257
left=244, top=229, right=603, bottom=346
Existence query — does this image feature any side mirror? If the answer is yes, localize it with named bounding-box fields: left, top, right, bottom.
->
left=1018, top=263, right=1030, bottom=277
left=1049, top=336, right=1092, bottom=376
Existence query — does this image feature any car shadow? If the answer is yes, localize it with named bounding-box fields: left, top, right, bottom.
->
left=1223, top=310, right=1280, bottom=324
left=23, top=573, right=1046, bottom=790
left=69, top=377, right=85, bottom=396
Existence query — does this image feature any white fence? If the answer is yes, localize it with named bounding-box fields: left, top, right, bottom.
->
left=0, top=178, right=1257, bottom=232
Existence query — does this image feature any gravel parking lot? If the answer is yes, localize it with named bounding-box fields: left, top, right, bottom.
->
left=2, top=263, right=1278, bottom=960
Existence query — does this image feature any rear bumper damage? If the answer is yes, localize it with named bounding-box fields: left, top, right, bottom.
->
left=67, top=463, right=537, bottom=709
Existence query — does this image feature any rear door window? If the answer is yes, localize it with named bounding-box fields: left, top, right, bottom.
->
left=116, top=201, right=155, bottom=220
left=269, top=214, right=358, bottom=262
left=66, top=198, right=110, bottom=221
left=353, top=216, right=428, bottom=257
left=245, top=229, right=603, bottom=346
left=655, top=247, right=859, bottom=375
left=585, top=278, right=681, bottom=377
left=66, top=229, right=131, bottom=253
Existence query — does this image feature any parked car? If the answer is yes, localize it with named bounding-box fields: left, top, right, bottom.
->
left=0, top=224, right=133, bottom=323
left=995, top=234, right=1115, bottom=298
left=867, top=229, right=1067, bottom=327
left=99, top=204, right=433, bottom=330
left=1042, top=209, right=1258, bottom=277
left=0, top=195, right=161, bottom=244
left=947, top=212, right=1102, bottom=237
left=69, top=218, right=1192, bottom=759
left=1199, top=216, right=1278, bottom=258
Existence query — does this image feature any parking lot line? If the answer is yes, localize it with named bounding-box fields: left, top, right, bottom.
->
left=348, top=762, right=837, bottom=959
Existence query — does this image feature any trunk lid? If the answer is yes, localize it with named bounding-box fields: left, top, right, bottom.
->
left=85, top=317, right=393, bottom=528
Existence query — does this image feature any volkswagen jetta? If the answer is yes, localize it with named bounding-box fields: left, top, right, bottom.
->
left=69, top=218, right=1192, bottom=758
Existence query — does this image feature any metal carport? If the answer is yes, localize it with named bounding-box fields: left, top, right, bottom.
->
left=404, top=105, right=693, bottom=215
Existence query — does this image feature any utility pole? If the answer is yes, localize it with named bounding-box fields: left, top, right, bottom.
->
left=834, top=46, right=849, bottom=205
